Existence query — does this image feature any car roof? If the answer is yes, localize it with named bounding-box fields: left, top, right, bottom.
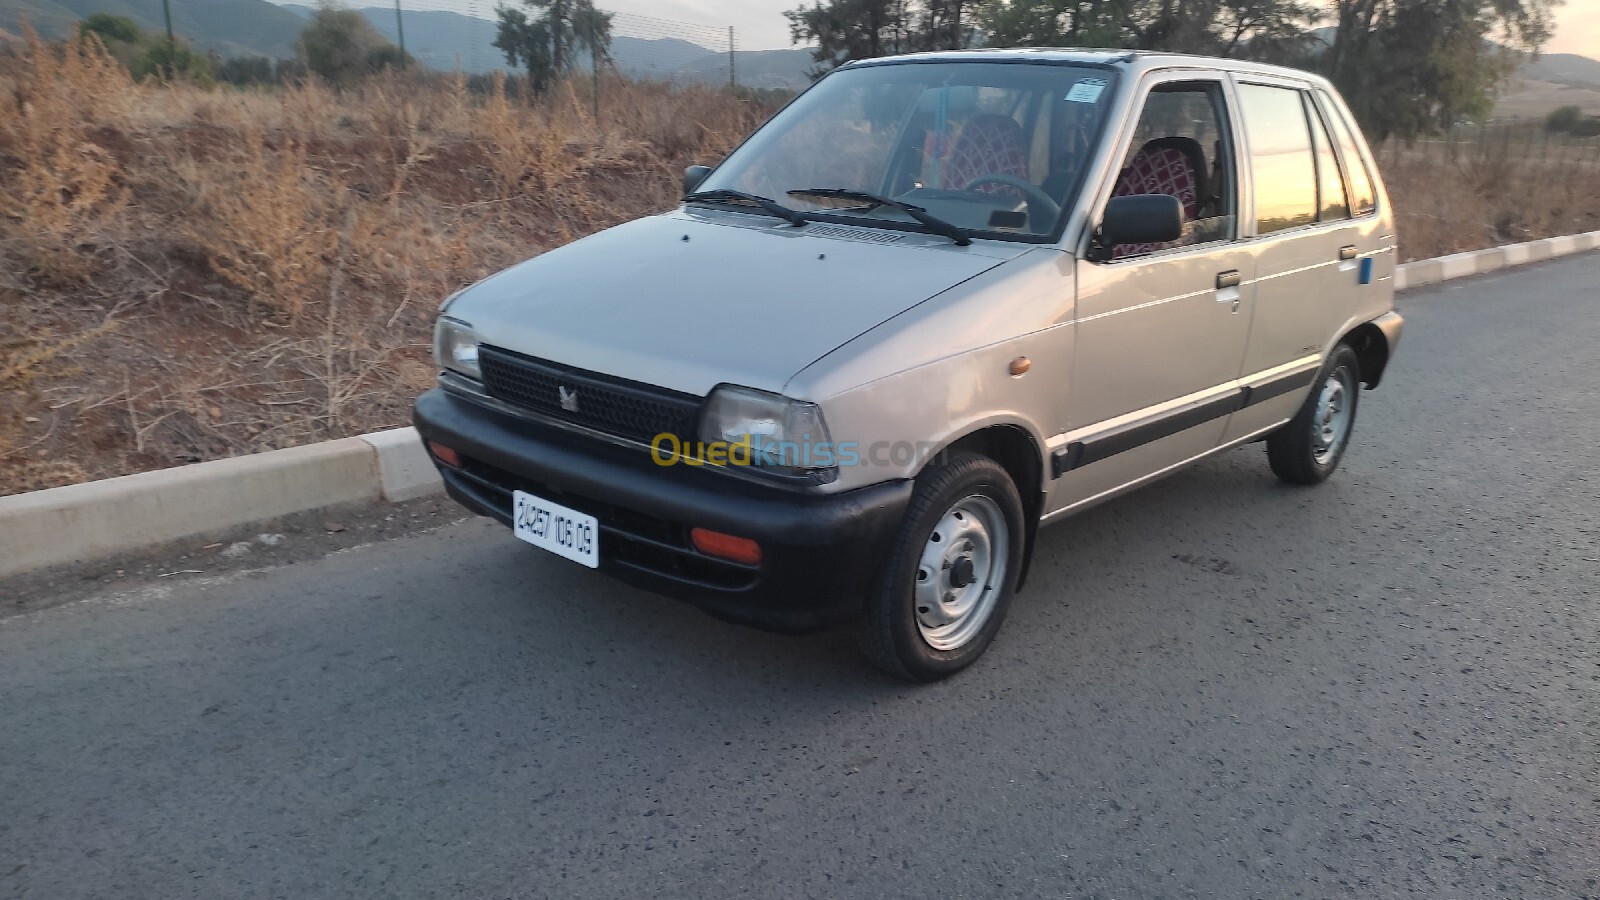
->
left=845, top=48, right=1333, bottom=88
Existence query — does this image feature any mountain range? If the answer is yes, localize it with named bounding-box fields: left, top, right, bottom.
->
left=0, top=0, right=809, bottom=86
left=1, top=0, right=1596, bottom=97
left=0, top=0, right=304, bottom=58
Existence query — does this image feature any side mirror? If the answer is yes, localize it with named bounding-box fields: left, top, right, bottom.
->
left=683, top=165, right=713, bottom=195
left=1092, top=194, right=1184, bottom=260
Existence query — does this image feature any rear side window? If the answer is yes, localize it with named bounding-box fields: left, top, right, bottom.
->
left=1320, top=96, right=1377, bottom=215
left=1236, top=83, right=1317, bottom=234
left=1306, top=98, right=1349, bottom=221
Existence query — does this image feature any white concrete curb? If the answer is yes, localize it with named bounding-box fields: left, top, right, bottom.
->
left=359, top=427, right=444, bottom=503
left=1393, top=230, right=1600, bottom=290
left=3, top=231, right=1598, bottom=579
left=1, top=438, right=381, bottom=577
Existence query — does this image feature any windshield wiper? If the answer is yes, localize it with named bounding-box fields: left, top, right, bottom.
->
left=683, top=189, right=807, bottom=227
left=786, top=188, right=972, bottom=246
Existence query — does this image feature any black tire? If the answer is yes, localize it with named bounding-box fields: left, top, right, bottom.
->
left=858, top=451, right=1026, bottom=682
left=1266, top=344, right=1361, bottom=485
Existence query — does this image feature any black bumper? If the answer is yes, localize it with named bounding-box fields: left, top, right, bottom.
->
left=413, top=388, right=913, bottom=633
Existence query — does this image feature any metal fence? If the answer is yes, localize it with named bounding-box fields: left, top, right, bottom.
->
left=375, top=1, right=737, bottom=88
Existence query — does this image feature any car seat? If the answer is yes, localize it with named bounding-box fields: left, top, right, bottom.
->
left=1109, top=136, right=1208, bottom=257
left=936, top=113, right=1031, bottom=202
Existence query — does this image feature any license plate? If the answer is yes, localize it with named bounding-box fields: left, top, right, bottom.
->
left=512, top=490, right=599, bottom=569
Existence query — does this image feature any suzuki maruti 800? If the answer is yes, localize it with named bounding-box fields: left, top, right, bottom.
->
left=415, top=49, right=1404, bottom=680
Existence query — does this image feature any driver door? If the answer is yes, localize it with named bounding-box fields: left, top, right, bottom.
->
left=1050, top=74, right=1255, bottom=513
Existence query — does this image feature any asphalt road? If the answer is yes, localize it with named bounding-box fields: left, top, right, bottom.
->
left=4, top=255, right=1598, bottom=899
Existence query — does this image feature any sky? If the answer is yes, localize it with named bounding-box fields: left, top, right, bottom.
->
left=380, top=0, right=1597, bottom=55
left=1550, top=1, right=1600, bottom=55
left=601, top=0, right=793, bottom=50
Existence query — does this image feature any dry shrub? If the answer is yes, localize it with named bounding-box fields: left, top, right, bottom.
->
left=0, top=30, right=134, bottom=285
left=1378, top=127, right=1600, bottom=259
left=478, top=72, right=586, bottom=199
left=0, top=297, right=112, bottom=491
left=177, top=130, right=340, bottom=321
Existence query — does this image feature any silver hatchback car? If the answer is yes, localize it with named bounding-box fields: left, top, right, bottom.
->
left=415, top=49, right=1404, bottom=680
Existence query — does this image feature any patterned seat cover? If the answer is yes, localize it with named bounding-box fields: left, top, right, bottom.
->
left=930, top=113, right=1030, bottom=202
left=1109, top=138, right=1206, bottom=258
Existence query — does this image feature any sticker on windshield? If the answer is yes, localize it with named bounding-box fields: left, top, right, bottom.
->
left=1065, top=78, right=1108, bottom=103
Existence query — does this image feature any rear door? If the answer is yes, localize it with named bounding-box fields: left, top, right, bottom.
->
left=1223, top=77, right=1379, bottom=442
left=1051, top=73, right=1255, bottom=513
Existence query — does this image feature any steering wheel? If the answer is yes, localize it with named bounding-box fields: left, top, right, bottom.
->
left=961, top=173, right=1061, bottom=226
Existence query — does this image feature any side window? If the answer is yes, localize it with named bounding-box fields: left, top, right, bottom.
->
left=1106, top=80, right=1236, bottom=258
left=1320, top=95, right=1377, bottom=216
left=1307, top=97, right=1350, bottom=221
left=1236, top=83, right=1317, bottom=234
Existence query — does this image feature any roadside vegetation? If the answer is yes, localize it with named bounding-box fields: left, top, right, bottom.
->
left=1, top=29, right=1597, bottom=495
left=0, top=32, right=765, bottom=494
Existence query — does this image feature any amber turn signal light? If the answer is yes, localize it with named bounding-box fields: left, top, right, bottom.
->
left=690, top=528, right=762, bottom=566
left=427, top=441, right=461, bottom=468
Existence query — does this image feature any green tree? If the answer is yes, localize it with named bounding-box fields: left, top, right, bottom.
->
left=976, top=0, right=1316, bottom=57
left=786, top=0, right=978, bottom=77
left=132, top=38, right=215, bottom=85
left=77, top=13, right=142, bottom=47
left=1320, top=0, right=1556, bottom=141
left=298, top=2, right=408, bottom=88
left=1545, top=104, right=1582, bottom=133
left=975, top=0, right=1141, bottom=48
left=801, top=0, right=1554, bottom=140
left=363, top=43, right=414, bottom=74
left=493, top=0, right=613, bottom=95
left=218, top=55, right=277, bottom=86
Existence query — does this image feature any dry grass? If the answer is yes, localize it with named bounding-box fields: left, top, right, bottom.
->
left=1, top=30, right=1597, bottom=495
left=0, top=31, right=767, bottom=494
left=1378, top=126, right=1600, bottom=258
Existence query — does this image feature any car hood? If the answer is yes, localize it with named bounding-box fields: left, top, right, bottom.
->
left=445, top=210, right=1024, bottom=397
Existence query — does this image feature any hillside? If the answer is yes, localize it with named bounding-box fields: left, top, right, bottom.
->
left=1520, top=52, right=1600, bottom=89
left=280, top=2, right=502, bottom=72
left=280, top=4, right=742, bottom=78
left=0, top=0, right=304, bottom=57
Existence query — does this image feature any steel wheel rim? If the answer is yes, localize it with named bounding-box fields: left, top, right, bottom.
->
left=913, top=494, right=1008, bottom=651
left=1313, top=366, right=1355, bottom=465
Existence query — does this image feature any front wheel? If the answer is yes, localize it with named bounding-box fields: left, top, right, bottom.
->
left=1266, top=344, right=1361, bottom=485
left=858, top=451, right=1025, bottom=681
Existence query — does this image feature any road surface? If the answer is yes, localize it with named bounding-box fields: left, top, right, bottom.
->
left=4, top=255, right=1598, bottom=898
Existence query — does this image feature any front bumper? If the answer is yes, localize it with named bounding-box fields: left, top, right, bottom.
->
left=413, top=388, right=913, bottom=633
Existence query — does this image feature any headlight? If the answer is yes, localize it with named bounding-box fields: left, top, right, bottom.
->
left=433, top=316, right=481, bottom=380
left=699, top=385, right=832, bottom=475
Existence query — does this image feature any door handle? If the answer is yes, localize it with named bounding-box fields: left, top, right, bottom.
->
left=1338, top=245, right=1359, bottom=261
left=1216, top=270, right=1241, bottom=289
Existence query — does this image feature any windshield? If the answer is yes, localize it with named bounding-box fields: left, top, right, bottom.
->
left=695, top=61, right=1117, bottom=242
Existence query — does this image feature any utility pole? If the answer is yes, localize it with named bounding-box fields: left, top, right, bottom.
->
left=394, top=0, right=407, bottom=70
left=161, top=0, right=175, bottom=80
left=728, top=26, right=735, bottom=91
left=590, top=14, right=600, bottom=122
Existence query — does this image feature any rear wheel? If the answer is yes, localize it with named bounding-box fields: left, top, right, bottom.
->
left=1267, top=344, right=1360, bottom=485
left=858, top=452, right=1025, bottom=681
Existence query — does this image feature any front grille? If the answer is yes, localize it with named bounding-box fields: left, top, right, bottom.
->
left=477, top=345, right=701, bottom=445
